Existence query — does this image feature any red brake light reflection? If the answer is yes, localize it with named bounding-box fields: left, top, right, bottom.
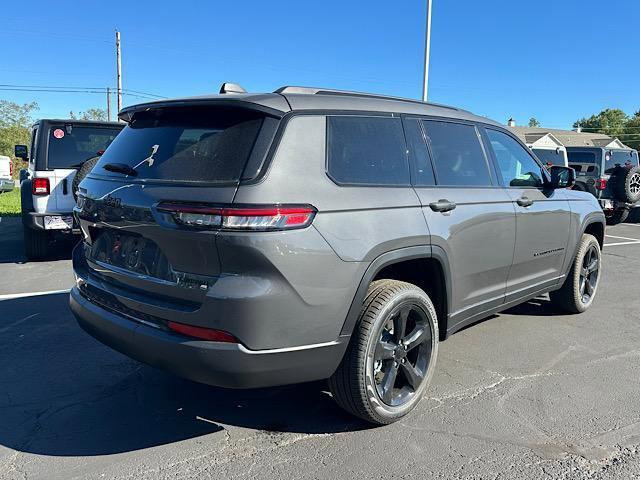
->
left=595, top=179, right=607, bottom=190
left=167, top=321, right=239, bottom=343
left=32, top=177, right=50, bottom=195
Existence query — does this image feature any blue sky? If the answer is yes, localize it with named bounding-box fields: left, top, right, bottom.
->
left=1, top=0, right=638, bottom=128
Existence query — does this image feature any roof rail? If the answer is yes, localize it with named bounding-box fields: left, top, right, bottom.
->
left=274, top=86, right=460, bottom=111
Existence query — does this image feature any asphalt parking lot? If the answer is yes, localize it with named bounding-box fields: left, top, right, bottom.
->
left=1, top=216, right=640, bottom=480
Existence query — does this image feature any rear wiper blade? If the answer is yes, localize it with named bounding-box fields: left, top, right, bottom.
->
left=103, top=162, right=138, bottom=177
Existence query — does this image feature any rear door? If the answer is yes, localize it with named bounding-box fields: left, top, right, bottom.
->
left=45, top=124, right=121, bottom=212
left=483, top=127, right=571, bottom=300
left=405, top=117, right=516, bottom=330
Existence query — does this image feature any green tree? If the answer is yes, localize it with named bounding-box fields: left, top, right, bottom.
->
left=623, top=112, right=640, bottom=150
left=69, top=108, right=108, bottom=121
left=573, top=108, right=629, bottom=138
left=0, top=100, right=39, bottom=177
left=528, top=117, right=540, bottom=127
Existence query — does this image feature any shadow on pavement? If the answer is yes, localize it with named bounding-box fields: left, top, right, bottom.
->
left=0, top=293, right=368, bottom=457
left=0, top=216, right=76, bottom=264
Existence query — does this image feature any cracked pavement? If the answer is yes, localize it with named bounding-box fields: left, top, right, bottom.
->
left=1, top=216, right=640, bottom=479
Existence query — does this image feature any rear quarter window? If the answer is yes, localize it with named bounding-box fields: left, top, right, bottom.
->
left=326, top=116, right=410, bottom=186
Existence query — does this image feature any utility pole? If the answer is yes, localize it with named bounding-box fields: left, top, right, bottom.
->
left=116, top=30, right=122, bottom=117
left=106, top=87, right=111, bottom=121
left=421, top=0, right=433, bottom=102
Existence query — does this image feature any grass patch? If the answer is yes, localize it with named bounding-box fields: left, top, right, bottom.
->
left=0, top=188, right=21, bottom=216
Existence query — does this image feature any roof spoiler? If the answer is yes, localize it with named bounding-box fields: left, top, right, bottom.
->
left=219, top=82, right=247, bottom=94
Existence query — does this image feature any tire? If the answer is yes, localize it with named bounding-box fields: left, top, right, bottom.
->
left=329, top=280, right=439, bottom=425
left=549, top=234, right=601, bottom=313
left=24, top=227, right=50, bottom=260
left=611, top=166, right=640, bottom=203
left=606, top=208, right=629, bottom=225
left=72, top=156, right=100, bottom=201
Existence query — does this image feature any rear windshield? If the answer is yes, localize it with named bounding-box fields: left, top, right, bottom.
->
left=567, top=151, right=597, bottom=165
left=605, top=150, right=639, bottom=174
left=533, top=148, right=565, bottom=166
left=47, top=125, right=121, bottom=169
left=93, top=106, right=271, bottom=183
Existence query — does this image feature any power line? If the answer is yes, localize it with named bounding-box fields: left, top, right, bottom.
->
left=0, top=84, right=166, bottom=100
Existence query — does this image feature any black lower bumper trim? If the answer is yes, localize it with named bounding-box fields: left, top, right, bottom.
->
left=69, top=287, right=347, bottom=389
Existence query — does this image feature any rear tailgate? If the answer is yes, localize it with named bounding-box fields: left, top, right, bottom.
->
left=75, top=104, right=280, bottom=316
left=46, top=124, right=121, bottom=211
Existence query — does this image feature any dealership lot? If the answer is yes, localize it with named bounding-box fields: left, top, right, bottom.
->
left=1, top=216, right=640, bottom=479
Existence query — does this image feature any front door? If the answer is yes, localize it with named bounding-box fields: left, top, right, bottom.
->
left=483, top=128, right=571, bottom=301
left=404, top=118, right=516, bottom=332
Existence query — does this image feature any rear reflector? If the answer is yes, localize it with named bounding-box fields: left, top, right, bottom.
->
left=157, top=203, right=317, bottom=231
left=32, top=177, right=50, bottom=195
left=595, top=178, right=607, bottom=190
left=167, top=321, right=239, bottom=343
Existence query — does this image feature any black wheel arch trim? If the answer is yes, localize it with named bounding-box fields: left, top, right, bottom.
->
left=563, top=213, right=606, bottom=279
left=339, top=245, right=452, bottom=339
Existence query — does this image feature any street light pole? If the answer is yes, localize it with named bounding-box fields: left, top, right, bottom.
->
left=116, top=30, right=122, bottom=117
left=422, top=0, right=433, bottom=102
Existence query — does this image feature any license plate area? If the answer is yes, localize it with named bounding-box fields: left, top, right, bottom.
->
left=89, top=230, right=176, bottom=282
left=44, top=215, right=73, bottom=230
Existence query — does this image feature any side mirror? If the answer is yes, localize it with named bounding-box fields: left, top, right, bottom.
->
left=547, top=165, right=575, bottom=189
left=14, top=145, right=28, bottom=160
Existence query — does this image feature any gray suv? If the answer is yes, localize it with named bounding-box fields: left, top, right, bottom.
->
left=70, top=85, right=606, bottom=424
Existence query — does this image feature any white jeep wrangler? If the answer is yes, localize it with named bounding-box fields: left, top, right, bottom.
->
left=15, top=120, right=123, bottom=259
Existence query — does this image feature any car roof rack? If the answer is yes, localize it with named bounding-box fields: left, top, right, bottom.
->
left=274, top=86, right=460, bottom=111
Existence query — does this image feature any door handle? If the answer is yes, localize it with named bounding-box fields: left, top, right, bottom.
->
left=516, top=196, right=534, bottom=207
left=429, top=199, right=457, bottom=213
left=62, top=178, right=68, bottom=195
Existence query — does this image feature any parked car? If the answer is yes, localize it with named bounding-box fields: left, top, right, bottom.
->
left=15, top=120, right=124, bottom=259
left=70, top=85, right=606, bottom=425
left=567, top=146, right=640, bottom=224
left=0, top=155, right=15, bottom=193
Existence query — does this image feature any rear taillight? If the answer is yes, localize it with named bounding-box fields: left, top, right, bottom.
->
left=9, top=161, right=13, bottom=177
left=595, top=178, right=607, bottom=190
left=32, top=177, right=50, bottom=195
left=167, top=321, right=238, bottom=343
left=157, top=203, right=317, bottom=231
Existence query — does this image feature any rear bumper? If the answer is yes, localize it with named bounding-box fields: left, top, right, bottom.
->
left=0, top=178, right=14, bottom=192
left=23, top=211, right=77, bottom=232
left=69, top=286, right=348, bottom=389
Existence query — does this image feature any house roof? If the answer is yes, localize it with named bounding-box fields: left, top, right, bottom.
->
left=509, top=126, right=631, bottom=149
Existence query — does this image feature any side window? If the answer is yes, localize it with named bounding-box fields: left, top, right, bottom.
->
left=404, top=118, right=435, bottom=186
left=421, top=120, right=492, bottom=186
left=327, top=116, right=409, bottom=186
left=486, top=129, right=543, bottom=188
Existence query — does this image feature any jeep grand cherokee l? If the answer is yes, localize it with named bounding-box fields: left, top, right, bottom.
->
left=70, top=85, right=606, bottom=424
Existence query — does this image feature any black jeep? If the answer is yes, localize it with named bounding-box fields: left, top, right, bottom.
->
left=567, top=147, right=640, bottom=224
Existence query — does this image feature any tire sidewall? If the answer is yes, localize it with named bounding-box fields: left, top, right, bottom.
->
left=570, top=235, right=601, bottom=312
left=362, top=288, right=439, bottom=422
left=624, top=168, right=640, bottom=203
